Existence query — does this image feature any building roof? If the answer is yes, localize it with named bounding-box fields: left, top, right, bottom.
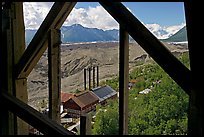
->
left=61, top=92, right=74, bottom=103
left=71, top=91, right=99, bottom=109
left=91, top=85, right=117, bottom=102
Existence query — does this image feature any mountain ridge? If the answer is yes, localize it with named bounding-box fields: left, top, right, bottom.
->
left=161, top=26, right=187, bottom=42
left=25, top=24, right=187, bottom=45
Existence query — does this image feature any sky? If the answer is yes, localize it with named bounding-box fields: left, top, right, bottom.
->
left=23, top=2, right=186, bottom=39
left=76, top=2, right=186, bottom=26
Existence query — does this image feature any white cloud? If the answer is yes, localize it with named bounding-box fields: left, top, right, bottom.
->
left=23, top=3, right=118, bottom=30
left=23, top=2, right=54, bottom=30
left=164, top=23, right=186, bottom=35
left=23, top=2, right=185, bottom=39
left=63, top=6, right=119, bottom=30
left=144, top=23, right=186, bottom=39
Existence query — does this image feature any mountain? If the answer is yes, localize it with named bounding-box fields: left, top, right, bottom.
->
left=105, top=29, right=119, bottom=41
left=25, top=24, right=118, bottom=45
left=61, top=24, right=118, bottom=43
left=25, top=24, right=186, bottom=45
left=161, top=26, right=187, bottom=42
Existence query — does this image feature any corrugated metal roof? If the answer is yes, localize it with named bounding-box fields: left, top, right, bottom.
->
left=91, top=85, right=117, bottom=102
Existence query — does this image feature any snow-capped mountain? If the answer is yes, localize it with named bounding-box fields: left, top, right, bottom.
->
left=25, top=23, right=186, bottom=45
left=145, top=23, right=185, bottom=39
left=161, top=26, right=187, bottom=42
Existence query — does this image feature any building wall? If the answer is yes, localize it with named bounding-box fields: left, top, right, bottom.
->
left=63, top=99, right=81, bottom=110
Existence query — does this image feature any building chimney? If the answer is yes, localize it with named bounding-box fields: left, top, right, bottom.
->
left=84, top=68, right=87, bottom=90
left=88, top=67, right=91, bottom=90
left=93, top=66, right=95, bottom=88
left=97, top=66, right=99, bottom=87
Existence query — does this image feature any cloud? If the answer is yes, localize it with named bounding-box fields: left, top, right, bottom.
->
left=63, top=5, right=119, bottom=30
left=23, top=2, right=185, bottom=39
left=164, top=23, right=186, bottom=35
left=23, top=2, right=54, bottom=30
left=23, top=2, right=118, bottom=30
left=144, top=23, right=186, bottom=39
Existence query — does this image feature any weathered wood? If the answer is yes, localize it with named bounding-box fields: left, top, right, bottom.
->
left=1, top=3, right=15, bottom=135
left=99, top=2, right=191, bottom=95
left=184, top=1, right=203, bottom=135
left=80, top=116, right=86, bottom=135
left=11, top=3, right=28, bottom=134
left=48, top=29, right=61, bottom=123
left=80, top=113, right=92, bottom=135
left=15, top=79, right=28, bottom=134
left=1, top=92, right=75, bottom=135
left=119, top=26, right=129, bottom=135
left=15, top=2, right=76, bottom=78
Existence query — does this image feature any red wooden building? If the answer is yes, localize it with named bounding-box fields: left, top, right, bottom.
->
left=63, top=91, right=99, bottom=118
left=61, top=92, right=74, bottom=104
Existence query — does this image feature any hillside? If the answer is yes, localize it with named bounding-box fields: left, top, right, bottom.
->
left=93, top=52, right=189, bottom=135
left=161, top=26, right=187, bottom=42
left=27, top=41, right=188, bottom=109
left=25, top=24, right=119, bottom=45
left=61, top=24, right=118, bottom=43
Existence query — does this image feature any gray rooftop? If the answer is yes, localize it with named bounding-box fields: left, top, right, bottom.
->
left=91, top=85, right=117, bottom=102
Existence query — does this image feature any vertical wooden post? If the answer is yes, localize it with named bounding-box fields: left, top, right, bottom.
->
left=80, top=116, right=86, bottom=135
left=119, top=26, right=129, bottom=135
left=48, top=29, right=61, bottom=123
left=1, top=3, right=16, bottom=135
left=1, top=2, right=28, bottom=135
left=15, top=79, right=28, bottom=135
left=80, top=113, right=92, bottom=135
left=184, top=1, right=203, bottom=135
left=12, top=3, right=28, bottom=135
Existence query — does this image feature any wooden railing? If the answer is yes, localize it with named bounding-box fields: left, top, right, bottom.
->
left=1, top=91, right=75, bottom=135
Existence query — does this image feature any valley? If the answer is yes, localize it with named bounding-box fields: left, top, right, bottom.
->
left=27, top=41, right=188, bottom=109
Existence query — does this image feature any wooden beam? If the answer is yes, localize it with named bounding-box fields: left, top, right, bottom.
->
left=99, top=2, right=191, bottom=95
left=48, top=29, right=61, bottom=123
left=80, top=113, right=92, bottom=135
left=15, top=2, right=76, bottom=78
left=1, top=3, right=15, bottom=135
left=1, top=92, right=75, bottom=135
left=184, top=1, right=203, bottom=135
left=119, top=26, right=129, bottom=135
left=11, top=3, right=28, bottom=134
left=80, top=116, right=86, bottom=135
left=14, top=79, right=28, bottom=134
